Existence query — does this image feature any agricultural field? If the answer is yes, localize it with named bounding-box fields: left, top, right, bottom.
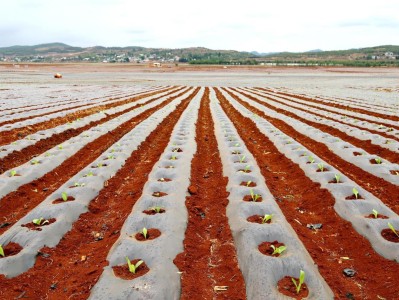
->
left=0, top=65, right=398, bottom=299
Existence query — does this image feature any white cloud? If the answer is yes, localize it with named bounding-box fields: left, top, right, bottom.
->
left=1, top=0, right=398, bottom=52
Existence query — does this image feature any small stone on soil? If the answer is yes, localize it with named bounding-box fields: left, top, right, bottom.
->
left=307, top=223, right=323, bottom=230
left=343, top=268, right=356, bottom=277
left=188, top=185, right=198, bottom=195
left=0, top=222, right=11, bottom=228
left=50, top=283, right=57, bottom=290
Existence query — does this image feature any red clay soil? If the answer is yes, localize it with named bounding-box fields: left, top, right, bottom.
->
left=0, top=88, right=198, bottom=300
left=0, top=242, right=23, bottom=258
left=0, top=86, right=176, bottom=146
left=0, top=88, right=181, bottom=174
left=174, top=88, right=246, bottom=300
left=0, top=88, right=194, bottom=235
left=245, top=88, right=399, bottom=142
left=231, top=88, right=399, bottom=163
left=223, top=88, right=399, bottom=215
left=260, top=88, right=399, bottom=123
left=112, top=259, right=150, bottom=280
left=215, top=87, right=399, bottom=300
left=277, top=276, right=309, bottom=299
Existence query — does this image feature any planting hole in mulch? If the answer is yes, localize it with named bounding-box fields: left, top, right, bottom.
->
left=91, top=164, right=108, bottom=168
left=390, top=170, right=399, bottom=176
left=143, top=208, right=166, bottom=215
left=345, top=194, right=364, bottom=200
left=152, top=191, right=167, bottom=197
left=369, top=159, right=383, bottom=165
left=172, top=148, right=183, bottom=152
left=353, top=152, right=363, bottom=156
left=258, top=241, right=285, bottom=257
left=52, top=196, right=75, bottom=204
left=365, top=214, right=388, bottom=219
left=157, top=178, right=171, bottom=182
left=240, top=181, right=257, bottom=187
left=112, top=259, right=150, bottom=280
left=134, top=228, right=161, bottom=241
left=277, top=275, right=309, bottom=299
left=238, top=169, right=251, bottom=173
left=243, top=194, right=263, bottom=202
left=316, top=168, right=329, bottom=172
left=0, top=242, right=23, bottom=258
left=247, top=215, right=271, bottom=224
left=381, top=228, right=399, bottom=243
left=328, top=178, right=342, bottom=184
left=21, top=218, right=56, bottom=231
left=231, top=151, right=241, bottom=155
left=163, top=165, right=175, bottom=169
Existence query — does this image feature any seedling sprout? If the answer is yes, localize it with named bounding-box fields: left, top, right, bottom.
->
left=308, top=156, right=315, bottom=164
left=0, top=244, right=4, bottom=257
left=32, top=218, right=49, bottom=226
left=141, top=227, right=148, bottom=239
left=246, top=181, right=252, bottom=187
left=372, top=209, right=378, bottom=219
left=334, top=174, right=341, bottom=183
left=317, top=163, right=324, bottom=172
left=249, top=189, right=261, bottom=202
left=262, top=214, right=273, bottom=224
left=61, top=192, right=68, bottom=201
left=150, top=206, right=163, bottom=213
left=10, top=170, right=17, bottom=177
left=388, top=223, right=399, bottom=238
left=352, top=188, right=359, bottom=199
left=375, top=157, right=382, bottom=164
left=31, top=159, right=39, bottom=165
left=270, top=245, right=286, bottom=256
left=239, top=155, right=246, bottom=163
left=125, top=257, right=143, bottom=274
left=292, top=270, right=305, bottom=294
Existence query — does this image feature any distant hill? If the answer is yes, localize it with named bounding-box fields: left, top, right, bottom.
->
left=0, top=43, right=398, bottom=66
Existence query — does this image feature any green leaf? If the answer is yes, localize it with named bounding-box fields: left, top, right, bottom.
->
left=262, top=214, right=273, bottom=224
left=353, top=188, right=359, bottom=199
left=61, top=192, right=68, bottom=201
left=142, top=227, right=148, bottom=239
left=388, top=223, right=399, bottom=238
left=0, top=244, right=4, bottom=257
left=334, top=174, right=341, bottom=183
left=372, top=209, right=378, bottom=219
left=33, top=218, right=43, bottom=225
left=10, top=170, right=17, bottom=177
left=246, top=181, right=252, bottom=187
left=126, top=256, right=135, bottom=273
left=317, top=163, right=324, bottom=171
left=135, top=260, right=143, bottom=270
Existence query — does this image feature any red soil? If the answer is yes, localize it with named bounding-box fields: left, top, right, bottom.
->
left=174, top=88, right=246, bottom=300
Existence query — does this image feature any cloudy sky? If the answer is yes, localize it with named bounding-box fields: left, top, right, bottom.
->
left=1, top=0, right=399, bottom=52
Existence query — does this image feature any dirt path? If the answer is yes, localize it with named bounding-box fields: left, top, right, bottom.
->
left=174, top=88, right=246, bottom=300
left=215, top=87, right=399, bottom=300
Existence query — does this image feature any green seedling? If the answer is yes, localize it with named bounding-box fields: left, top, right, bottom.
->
left=292, top=270, right=305, bottom=294
left=85, top=171, right=94, bottom=177
left=372, top=209, right=378, bottom=219
left=170, top=155, right=177, bottom=160
left=10, top=170, right=17, bottom=177
left=270, top=245, right=286, bottom=256
left=31, top=159, right=39, bottom=165
left=308, top=156, right=315, bottom=164
left=107, top=155, right=115, bottom=160
left=317, top=163, right=324, bottom=172
left=234, top=143, right=240, bottom=147
left=244, top=165, right=251, bottom=172
left=352, top=188, right=359, bottom=199
left=61, top=192, right=68, bottom=201
left=74, top=182, right=85, bottom=187
left=388, top=223, right=399, bottom=238
left=261, top=214, right=273, bottom=224
left=126, top=257, right=143, bottom=274
left=0, top=244, right=4, bottom=257
left=32, top=218, right=49, bottom=226
left=150, top=206, right=163, bottom=213
left=239, top=155, right=246, bottom=163
left=375, top=157, right=382, bottom=164
left=334, top=174, right=341, bottom=183
left=250, top=189, right=261, bottom=202
left=44, top=152, right=52, bottom=157
left=58, top=145, right=63, bottom=150
left=246, top=181, right=252, bottom=187
left=141, top=227, right=148, bottom=239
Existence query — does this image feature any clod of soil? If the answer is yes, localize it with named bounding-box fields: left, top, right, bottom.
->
left=243, top=195, right=263, bottom=202
left=258, top=241, right=285, bottom=257
left=381, top=228, right=399, bottom=243
left=277, top=275, right=309, bottom=299
left=112, top=259, right=150, bottom=280
left=188, top=185, right=198, bottom=195
left=0, top=242, right=23, bottom=258
left=52, top=196, right=75, bottom=204
left=239, top=181, right=257, bottom=187
left=143, top=208, right=166, bottom=215
left=157, top=178, right=171, bottom=182
left=134, top=228, right=161, bottom=241
left=21, top=218, right=56, bottom=231
left=365, top=214, right=388, bottom=219
left=246, top=215, right=271, bottom=224
left=152, top=192, right=167, bottom=197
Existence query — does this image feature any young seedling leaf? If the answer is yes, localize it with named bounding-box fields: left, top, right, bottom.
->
left=239, top=155, right=246, bottom=163
left=126, top=257, right=143, bottom=274
left=375, top=157, right=382, bottom=164
left=270, top=245, right=286, bottom=256
left=33, top=218, right=44, bottom=225
left=141, top=227, right=148, bottom=239
left=352, top=188, right=359, bottom=199
left=317, top=163, right=324, bottom=172
left=246, top=181, right=252, bottom=187
left=151, top=206, right=162, bottom=213
left=388, top=223, right=399, bottom=238
left=61, top=192, right=68, bottom=201
left=308, top=156, right=315, bottom=164
left=10, top=170, right=17, bottom=177
left=372, top=209, right=378, bottom=219
left=262, top=214, right=273, bottom=224
left=334, top=174, right=341, bottom=183
left=0, top=244, right=4, bottom=257
left=292, top=270, right=305, bottom=294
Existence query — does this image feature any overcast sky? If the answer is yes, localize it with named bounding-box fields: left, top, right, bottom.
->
left=1, top=0, right=399, bottom=52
